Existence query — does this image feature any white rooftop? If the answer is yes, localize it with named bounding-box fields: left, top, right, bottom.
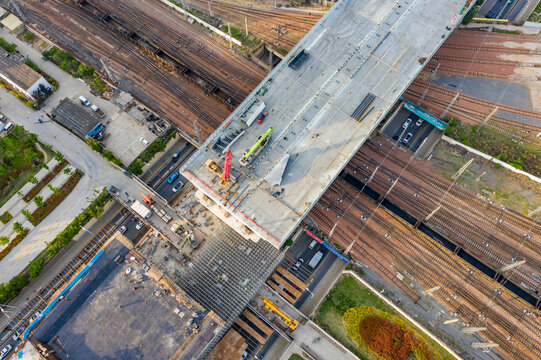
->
left=182, top=0, right=471, bottom=248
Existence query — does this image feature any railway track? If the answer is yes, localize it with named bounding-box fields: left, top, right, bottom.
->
left=319, top=182, right=541, bottom=359
left=4, top=216, right=121, bottom=338
left=430, top=55, right=520, bottom=66
left=440, top=43, right=540, bottom=55
left=449, top=29, right=541, bottom=42
left=22, top=0, right=233, bottom=140
left=363, top=141, right=541, bottom=238
left=411, top=79, right=541, bottom=122
left=345, top=156, right=541, bottom=292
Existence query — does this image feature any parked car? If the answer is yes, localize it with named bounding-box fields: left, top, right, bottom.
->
left=139, top=137, right=150, bottom=146
left=403, top=132, right=413, bottom=144
left=136, top=222, right=143, bottom=230
left=0, top=344, right=12, bottom=359
left=12, top=327, right=23, bottom=340
left=309, top=239, right=318, bottom=249
left=172, top=152, right=180, bottom=162
left=402, top=118, right=412, bottom=129
left=172, top=181, right=183, bottom=192
left=91, top=105, right=105, bottom=118
left=167, top=171, right=179, bottom=184
left=415, top=119, right=423, bottom=126
left=119, top=225, right=127, bottom=234
left=78, top=95, right=91, bottom=106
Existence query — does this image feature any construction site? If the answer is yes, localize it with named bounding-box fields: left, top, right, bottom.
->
left=1, top=0, right=541, bottom=359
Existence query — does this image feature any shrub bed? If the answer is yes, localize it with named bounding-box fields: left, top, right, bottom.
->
left=46, top=189, right=111, bottom=258
left=0, top=230, right=28, bottom=262
left=0, top=211, right=13, bottom=224
left=29, top=170, right=82, bottom=226
left=343, top=307, right=433, bottom=360
left=0, top=274, right=29, bottom=304
left=42, top=47, right=108, bottom=93
left=23, top=160, right=67, bottom=202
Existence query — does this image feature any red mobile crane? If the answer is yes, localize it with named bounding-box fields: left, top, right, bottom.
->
left=220, top=150, right=232, bottom=187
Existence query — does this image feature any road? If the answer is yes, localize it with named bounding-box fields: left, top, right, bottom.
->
left=0, top=27, right=180, bottom=247
left=478, top=0, right=532, bottom=21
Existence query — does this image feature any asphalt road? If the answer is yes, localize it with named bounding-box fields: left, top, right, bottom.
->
left=478, top=0, right=531, bottom=20
left=146, top=142, right=195, bottom=203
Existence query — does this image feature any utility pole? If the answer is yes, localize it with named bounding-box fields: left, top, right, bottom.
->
left=10, top=0, right=26, bottom=23
left=193, top=117, right=201, bottom=145
left=471, top=342, right=498, bottom=350
left=208, top=1, right=212, bottom=16
left=227, top=22, right=232, bottom=48
left=477, top=106, right=499, bottom=132
left=440, top=92, right=459, bottom=119
left=245, top=17, right=249, bottom=37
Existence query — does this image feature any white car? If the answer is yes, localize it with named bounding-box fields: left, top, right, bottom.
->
left=172, top=181, right=183, bottom=193
left=139, top=137, right=150, bottom=146
left=119, top=225, right=127, bottom=234
left=0, top=344, right=12, bottom=359
left=136, top=222, right=143, bottom=230
left=402, top=118, right=412, bottom=129
left=415, top=118, right=423, bottom=126
left=403, top=132, right=413, bottom=144
left=12, top=327, right=23, bottom=340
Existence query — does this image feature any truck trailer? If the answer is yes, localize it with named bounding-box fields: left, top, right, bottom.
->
left=131, top=200, right=152, bottom=220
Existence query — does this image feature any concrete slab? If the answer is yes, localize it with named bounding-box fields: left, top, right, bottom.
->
left=182, top=0, right=472, bottom=248
left=102, top=112, right=157, bottom=165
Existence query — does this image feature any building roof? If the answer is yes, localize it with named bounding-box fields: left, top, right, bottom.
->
left=1, top=13, right=23, bottom=32
left=182, top=0, right=471, bottom=248
left=52, top=98, right=101, bottom=138
left=0, top=48, right=43, bottom=91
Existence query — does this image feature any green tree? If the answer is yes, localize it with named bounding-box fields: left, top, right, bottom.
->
left=13, top=222, right=25, bottom=234
left=28, top=258, right=44, bottom=280
left=0, top=236, right=9, bottom=246
left=42, top=143, right=53, bottom=151
left=34, top=196, right=44, bottom=207
left=21, top=209, right=32, bottom=221
left=42, top=163, right=49, bottom=170
left=29, top=133, right=38, bottom=143
left=27, top=175, right=38, bottom=185
left=54, top=151, right=64, bottom=162
left=63, top=167, right=72, bottom=175
left=48, top=184, right=60, bottom=194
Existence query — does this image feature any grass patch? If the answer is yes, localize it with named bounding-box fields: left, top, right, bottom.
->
left=0, top=211, right=12, bottom=224
left=0, top=126, right=45, bottom=207
left=29, top=169, right=83, bottom=226
left=42, top=47, right=108, bottom=93
left=0, top=230, right=28, bottom=263
left=288, top=354, right=304, bottom=360
left=314, top=275, right=455, bottom=360
left=528, top=0, right=541, bottom=22
left=23, top=160, right=67, bottom=202
left=46, top=188, right=111, bottom=258
left=221, top=24, right=260, bottom=48
left=0, top=37, right=17, bottom=53
left=492, top=28, right=520, bottom=34
left=444, top=118, right=541, bottom=176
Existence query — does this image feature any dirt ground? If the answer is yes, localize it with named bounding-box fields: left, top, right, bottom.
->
left=429, top=140, right=541, bottom=218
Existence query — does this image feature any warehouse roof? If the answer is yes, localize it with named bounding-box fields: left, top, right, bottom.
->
left=0, top=48, right=42, bottom=91
left=183, top=0, right=472, bottom=248
left=52, top=98, right=101, bottom=138
left=1, top=14, right=23, bottom=32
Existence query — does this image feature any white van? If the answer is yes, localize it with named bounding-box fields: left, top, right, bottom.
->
left=4, top=122, right=13, bottom=132
left=78, top=96, right=91, bottom=106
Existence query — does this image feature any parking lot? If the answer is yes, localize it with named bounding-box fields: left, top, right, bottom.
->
left=382, top=107, right=435, bottom=153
